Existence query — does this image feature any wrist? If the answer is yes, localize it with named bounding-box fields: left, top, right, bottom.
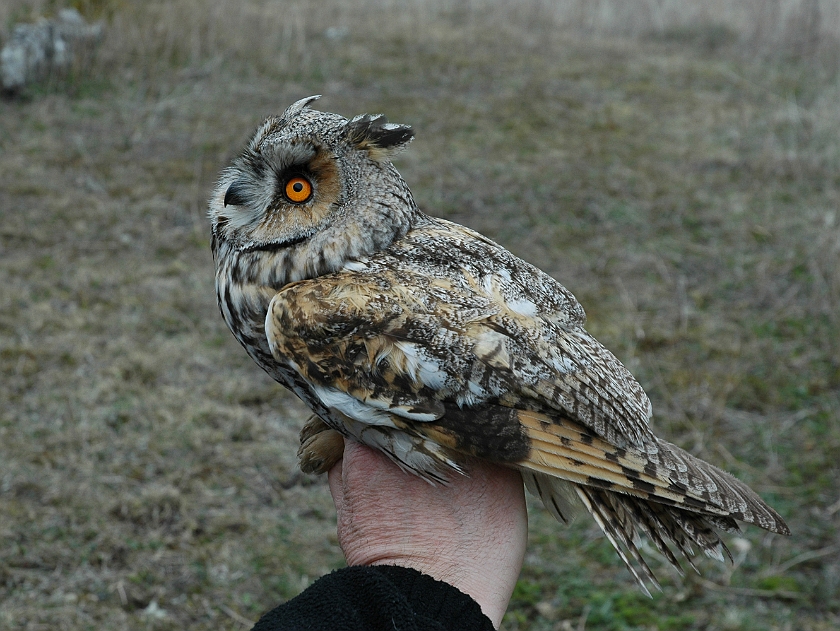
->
left=330, top=441, right=526, bottom=628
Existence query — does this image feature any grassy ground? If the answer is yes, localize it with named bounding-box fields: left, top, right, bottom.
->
left=1, top=1, right=839, bottom=629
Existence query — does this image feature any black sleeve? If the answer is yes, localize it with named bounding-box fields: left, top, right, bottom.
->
left=250, top=565, right=496, bottom=631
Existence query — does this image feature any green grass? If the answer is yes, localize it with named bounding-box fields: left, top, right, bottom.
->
left=1, top=1, right=839, bottom=629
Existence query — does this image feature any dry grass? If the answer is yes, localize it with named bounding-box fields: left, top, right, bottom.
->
left=2, top=1, right=839, bottom=629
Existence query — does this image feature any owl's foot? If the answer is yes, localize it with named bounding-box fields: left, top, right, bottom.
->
left=298, top=414, right=345, bottom=475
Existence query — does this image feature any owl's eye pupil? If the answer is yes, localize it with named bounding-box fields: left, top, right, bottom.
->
left=284, top=176, right=313, bottom=203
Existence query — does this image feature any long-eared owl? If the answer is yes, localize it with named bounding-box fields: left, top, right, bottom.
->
left=209, top=95, right=788, bottom=592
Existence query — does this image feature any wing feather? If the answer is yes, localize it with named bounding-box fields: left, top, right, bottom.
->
left=266, top=241, right=655, bottom=450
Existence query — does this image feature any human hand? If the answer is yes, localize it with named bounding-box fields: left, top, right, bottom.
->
left=328, top=438, right=528, bottom=629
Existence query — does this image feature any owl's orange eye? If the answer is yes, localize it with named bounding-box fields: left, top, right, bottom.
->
left=284, top=176, right=313, bottom=203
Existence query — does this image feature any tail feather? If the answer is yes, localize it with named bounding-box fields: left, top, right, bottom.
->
left=614, top=491, right=694, bottom=576
left=525, top=473, right=744, bottom=592
left=574, top=486, right=660, bottom=596
left=513, top=409, right=789, bottom=592
left=516, top=410, right=789, bottom=534
left=521, top=470, right=576, bottom=524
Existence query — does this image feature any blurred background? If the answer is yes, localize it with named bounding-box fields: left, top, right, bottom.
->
left=1, top=1, right=838, bottom=629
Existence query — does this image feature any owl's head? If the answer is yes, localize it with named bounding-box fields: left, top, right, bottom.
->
left=209, top=96, right=417, bottom=273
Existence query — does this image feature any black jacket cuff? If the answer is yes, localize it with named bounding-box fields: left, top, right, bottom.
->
left=250, top=564, right=495, bottom=631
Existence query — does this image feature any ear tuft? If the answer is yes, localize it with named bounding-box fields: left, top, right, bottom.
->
left=282, top=95, right=322, bottom=121
left=343, top=113, right=414, bottom=160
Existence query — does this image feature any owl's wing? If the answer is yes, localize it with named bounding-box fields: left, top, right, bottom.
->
left=264, top=268, right=788, bottom=538
left=267, top=267, right=789, bottom=592
left=266, top=264, right=627, bottom=435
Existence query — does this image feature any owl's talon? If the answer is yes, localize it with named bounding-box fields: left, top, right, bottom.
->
left=300, top=414, right=330, bottom=443
left=298, top=415, right=345, bottom=474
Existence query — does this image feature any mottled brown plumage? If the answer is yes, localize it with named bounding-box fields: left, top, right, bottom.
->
left=209, top=96, right=789, bottom=593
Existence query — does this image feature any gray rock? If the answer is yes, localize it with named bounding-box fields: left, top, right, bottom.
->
left=1, top=8, right=104, bottom=93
